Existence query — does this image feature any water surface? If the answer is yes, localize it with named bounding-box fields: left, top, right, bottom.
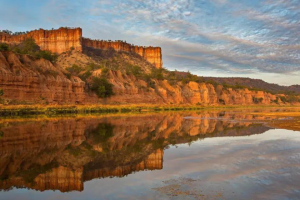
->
left=0, top=110, right=300, bottom=199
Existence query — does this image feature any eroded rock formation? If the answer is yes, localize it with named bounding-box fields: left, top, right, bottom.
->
left=82, top=38, right=162, bottom=68
left=0, top=51, right=282, bottom=105
left=0, top=28, right=82, bottom=54
left=0, top=27, right=163, bottom=68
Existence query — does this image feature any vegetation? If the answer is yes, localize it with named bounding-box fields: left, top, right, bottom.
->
left=67, top=64, right=83, bottom=74
left=6, top=38, right=58, bottom=62
left=0, top=43, right=9, bottom=51
left=90, top=123, right=114, bottom=143
left=90, top=77, right=114, bottom=98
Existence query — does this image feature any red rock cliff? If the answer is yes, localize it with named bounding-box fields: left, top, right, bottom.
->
left=0, top=27, right=82, bottom=53
left=82, top=38, right=163, bottom=68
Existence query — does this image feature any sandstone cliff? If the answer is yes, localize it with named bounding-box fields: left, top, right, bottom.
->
left=0, top=27, right=82, bottom=53
left=0, top=27, right=163, bottom=68
left=0, top=51, right=282, bottom=105
left=82, top=38, right=162, bottom=68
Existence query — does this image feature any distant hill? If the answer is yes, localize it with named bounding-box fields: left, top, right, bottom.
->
left=202, top=77, right=300, bottom=94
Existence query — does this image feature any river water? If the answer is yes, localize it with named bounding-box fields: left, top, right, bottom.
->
left=0, top=110, right=300, bottom=200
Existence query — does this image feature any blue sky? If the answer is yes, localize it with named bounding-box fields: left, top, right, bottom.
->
left=1, top=0, right=300, bottom=85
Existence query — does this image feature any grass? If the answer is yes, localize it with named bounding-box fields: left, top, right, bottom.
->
left=0, top=104, right=299, bottom=116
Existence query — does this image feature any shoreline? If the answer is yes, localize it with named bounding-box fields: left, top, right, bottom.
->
left=0, top=104, right=299, bottom=116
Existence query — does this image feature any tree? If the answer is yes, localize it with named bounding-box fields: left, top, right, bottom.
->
left=0, top=43, right=9, bottom=51
left=0, top=89, right=3, bottom=96
left=91, top=77, right=113, bottom=98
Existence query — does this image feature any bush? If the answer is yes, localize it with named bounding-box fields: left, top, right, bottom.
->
left=67, top=64, right=83, bottom=74
left=91, top=77, right=113, bottom=98
left=0, top=43, right=9, bottom=51
left=150, top=68, right=164, bottom=80
left=10, top=38, right=58, bottom=62
left=36, top=50, right=58, bottom=62
left=126, top=64, right=142, bottom=77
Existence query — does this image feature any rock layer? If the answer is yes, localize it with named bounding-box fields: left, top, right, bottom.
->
left=82, top=38, right=162, bottom=68
left=0, top=51, right=282, bottom=105
left=0, top=27, right=163, bottom=68
left=0, top=28, right=82, bottom=54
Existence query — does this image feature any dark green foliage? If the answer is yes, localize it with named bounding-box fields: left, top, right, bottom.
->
left=35, top=50, right=58, bottom=62
left=219, top=99, right=225, bottom=105
left=0, top=43, right=9, bottom=51
left=18, top=162, right=59, bottom=184
left=252, top=97, right=263, bottom=104
left=9, top=38, right=58, bottom=62
left=44, top=69, right=59, bottom=78
left=1, top=29, right=29, bottom=35
left=91, top=77, right=114, bottom=98
left=0, top=89, right=3, bottom=96
left=67, top=64, right=83, bottom=74
left=79, top=70, right=92, bottom=81
left=150, top=68, right=164, bottom=80
left=90, top=123, right=114, bottom=144
left=126, top=64, right=142, bottom=77
left=86, top=63, right=102, bottom=71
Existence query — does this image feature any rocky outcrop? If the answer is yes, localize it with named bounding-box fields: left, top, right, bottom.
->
left=0, top=27, right=163, bottom=68
left=0, top=27, right=82, bottom=54
left=82, top=38, right=162, bottom=68
left=0, top=51, right=282, bottom=105
left=0, top=51, right=98, bottom=104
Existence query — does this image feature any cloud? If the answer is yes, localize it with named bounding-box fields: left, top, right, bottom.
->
left=2, top=0, right=300, bottom=85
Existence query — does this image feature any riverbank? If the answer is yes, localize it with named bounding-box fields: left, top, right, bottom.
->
left=0, top=104, right=299, bottom=116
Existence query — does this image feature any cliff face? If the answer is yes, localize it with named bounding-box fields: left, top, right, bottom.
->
left=0, top=51, right=282, bottom=105
left=0, top=27, right=82, bottom=53
left=82, top=38, right=163, bottom=68
left=0, top=51, right=98, bottom=104
left=106, top=71, right=279, bottom=105
left=0, top=27, right=163, bottom=68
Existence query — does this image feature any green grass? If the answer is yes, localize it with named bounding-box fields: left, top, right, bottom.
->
left=0, top=104, right=299, bottom=117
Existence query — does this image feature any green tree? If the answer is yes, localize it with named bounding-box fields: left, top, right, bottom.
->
left=0, top=89, right=3, bottom=96
left=91, top=77, right=114, bottom=98
left=0, top=43, right=9, bottom=51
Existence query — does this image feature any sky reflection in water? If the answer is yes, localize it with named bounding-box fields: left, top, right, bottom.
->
left=0, top=111, right=300, bottom=200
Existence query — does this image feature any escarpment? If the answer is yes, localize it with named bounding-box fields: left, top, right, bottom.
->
left=0, top=27, right=82, bottom=54
left=0, top=51, right=284, bottom=105
left=82, top=38, right=162, bottom=69
left=0, top=27, right=296, bottom=106
left=0, top=27, right=163, bottom=68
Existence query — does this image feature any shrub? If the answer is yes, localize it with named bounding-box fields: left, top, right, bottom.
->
left=36, top=50, right=58, bottom=62
left=67, top=64, right=83, bottom=74
left=126, top=64, right=142, bottom=77
left=90, top=123, right=114, bottom=143
left=44, top=69, right=59, bottom=78
left=151, top=68, right=164, bottom=80
left=79, top=70, right=92, bottom=81
left=91, top=77, right=114, bottom=98
left=253, top=97, right=263, bottom=104
left=9, top=38, right=58, bottom=62
left=0, top=89, right=3, bottom=96
left=0, top=43, right=9, bottom=51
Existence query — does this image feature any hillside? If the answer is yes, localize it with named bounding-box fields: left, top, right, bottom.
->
left=202, top=77, right=300, bottom=94
left=0, top=27, right=299, bottom=106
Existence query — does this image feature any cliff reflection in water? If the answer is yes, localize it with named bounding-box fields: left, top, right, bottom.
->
left=0, top=111, right=273, bottom=192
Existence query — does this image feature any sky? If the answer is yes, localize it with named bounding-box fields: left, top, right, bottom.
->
left=0, top=0, right=300, bottom=86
